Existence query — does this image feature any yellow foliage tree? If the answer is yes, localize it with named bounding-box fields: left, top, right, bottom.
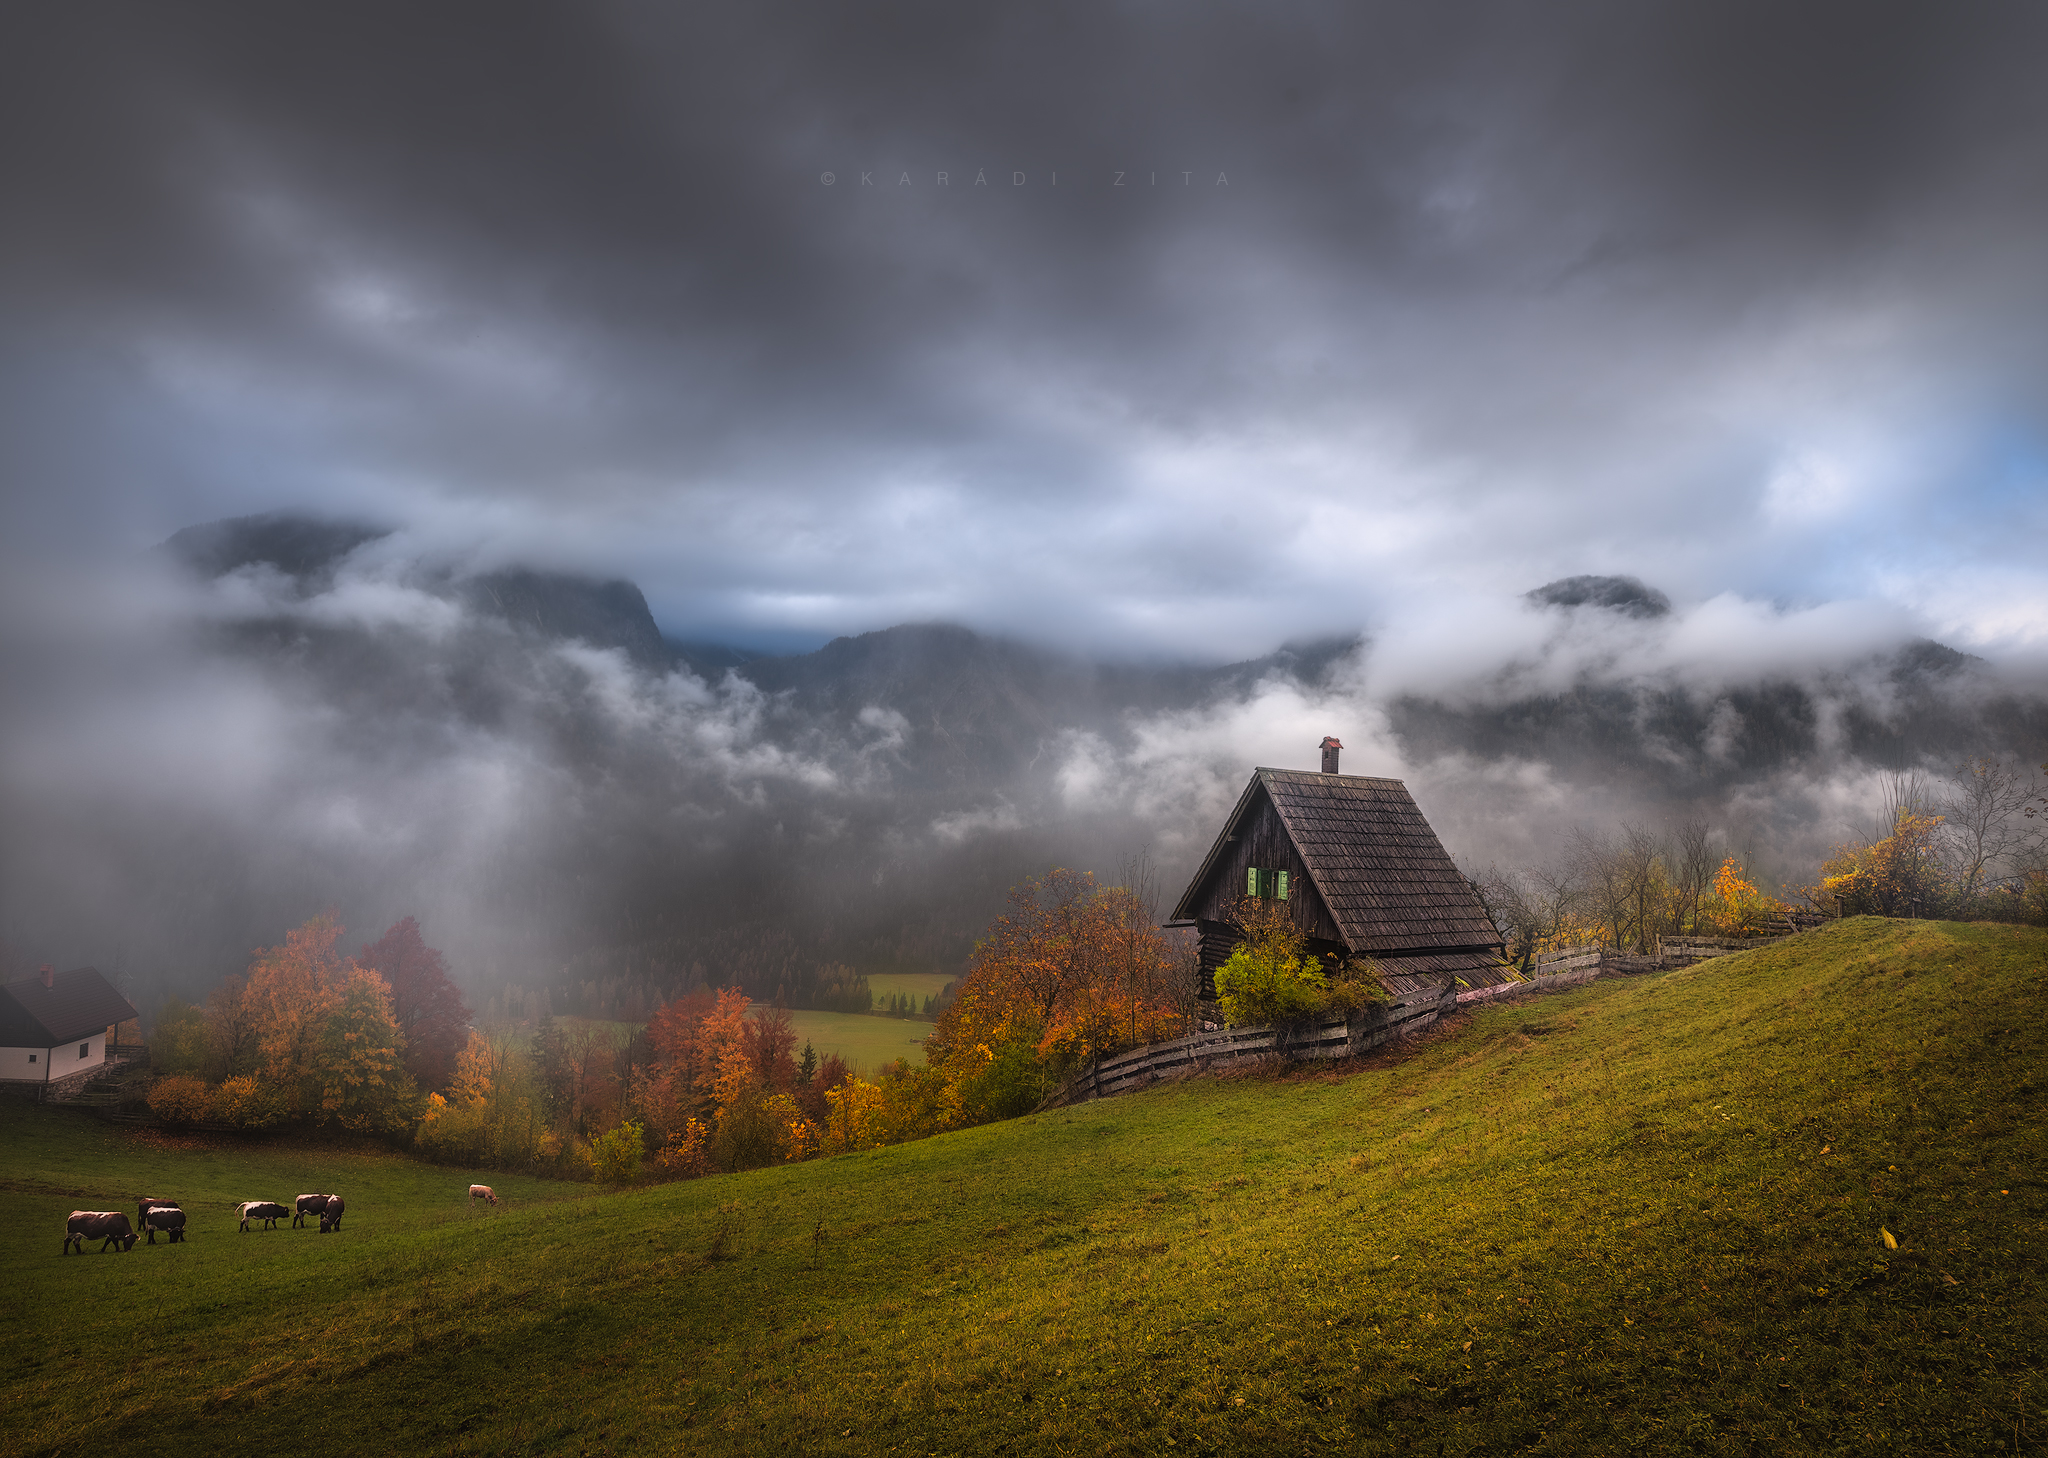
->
left=1805, top=812, right=1949, bottom=919
left=317, top=965, right=411, bottom=1131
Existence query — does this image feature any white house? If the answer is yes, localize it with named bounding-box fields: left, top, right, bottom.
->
left=0, top=965, right=139, bottom=1094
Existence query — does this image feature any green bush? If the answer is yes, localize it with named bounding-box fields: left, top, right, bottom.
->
left=1217, top=901, right=1389, bottom=1025
left=710, top=1095, right=779, bottom=1173
left=211, top=1075, right=290, bottom=1130
left=954, top=1038, right=1049, bottom=1123
left=1215, top=941, right=1329, bottom=1024
left=590, top=1119, right=645, bottom=1184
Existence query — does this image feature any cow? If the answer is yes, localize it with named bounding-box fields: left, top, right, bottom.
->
left=143, top=1205, right=187, bottom=1245
left=317, top=1194, right=345, bottom=1233
left=469, top=1184, right=497, bottom=1207
left=238, top=1201, right=290, bottom=1232
left=292, top=1193, right=330, bottom=1229
left=65, top=1211, right=136, bottom=1254
left=137, top=1195, right=178, bottom=1231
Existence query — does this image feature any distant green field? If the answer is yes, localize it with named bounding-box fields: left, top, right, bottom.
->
left=781, top=1008, right=932, bottom=1073
left=4, top=917, right=2044, bottom=1455
left=863, top=970, right=955, bottom=1006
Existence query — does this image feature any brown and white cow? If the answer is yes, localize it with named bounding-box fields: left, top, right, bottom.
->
left=237, top=1201, right=290, bottom=1232
left=65, top=1211, right=136, bottom=1254
left=142, top=1205, right=187, bottom=1245
left=469, top=1184, right=498, bottom=1207
left=137, top=1196, right=178, bottom=1231
left=317, top=1194, right=345, bottom=1233
left=292, top=1193, right=330, bottom=1228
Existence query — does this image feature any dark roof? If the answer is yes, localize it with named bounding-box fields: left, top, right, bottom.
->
left=1172, top=768, right=1501, bottom=956
left=0, top=967, right=138, bottom=1046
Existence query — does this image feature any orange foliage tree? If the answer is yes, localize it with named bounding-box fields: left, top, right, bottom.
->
left=925, top=868, right=1185, bottom=1116
left=636, top=987, right=822, bottom=1174
left=1703, top=856, right=1790, bottom=935
left=240, top=912, right=414, bottom=1129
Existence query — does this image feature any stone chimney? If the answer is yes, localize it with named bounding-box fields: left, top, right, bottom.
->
left=39, top=963, right=53, bottom=990
left=1319, top=736, right=1343, bottom=774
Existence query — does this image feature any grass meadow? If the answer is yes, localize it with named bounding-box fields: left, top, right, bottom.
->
left=3, top=917, right=2043, bottom=1455
left=783, top=1008, right=934, bottom=1073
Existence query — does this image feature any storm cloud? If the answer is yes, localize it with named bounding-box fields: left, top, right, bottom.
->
left=5, top=4, right=2048, bottom=1003
left=6, top=2, right=2048, bottom=655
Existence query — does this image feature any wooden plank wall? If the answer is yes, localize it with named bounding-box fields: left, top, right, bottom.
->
left=1183, top=792, right=1344, bottom=943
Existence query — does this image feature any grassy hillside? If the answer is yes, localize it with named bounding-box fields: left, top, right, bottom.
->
left=4, top=917, right=2043, bottom=1455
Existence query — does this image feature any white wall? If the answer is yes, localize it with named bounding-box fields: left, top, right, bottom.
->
left=0, top=1036, right=106, bottom=1083
left=63, top=1035, right=106, bottom=1079
left=0, top=1046, right=50, bottom=1082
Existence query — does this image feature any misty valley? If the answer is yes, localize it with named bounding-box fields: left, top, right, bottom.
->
left=6, top=513, right=2046, bottom=1456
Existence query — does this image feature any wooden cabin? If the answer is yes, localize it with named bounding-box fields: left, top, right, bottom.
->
left=1168, top=739, right=1510, bottom=1006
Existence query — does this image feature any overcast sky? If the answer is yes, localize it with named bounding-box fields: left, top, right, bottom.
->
left=6, top=1, right=2047, bottom=662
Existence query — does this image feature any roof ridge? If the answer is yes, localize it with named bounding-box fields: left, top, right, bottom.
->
left=1256, top=766, right=1408, bottom=785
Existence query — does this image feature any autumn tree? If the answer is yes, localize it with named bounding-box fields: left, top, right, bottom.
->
left=1704, top=856, right=1788, bottom=934
left=149, top=996, right=208, bottom=1076
left=245, top=913, right=355, bottom=1113
left=240, top=912, right=416, bottom=1128
left=316, top=964, right=411, bottom=1131
left=1807, top=811, right=1949, bottom=918
left=418, top=1026, right=544, bottom=1166
left=357, top=916, right=471, bottom=1093
left=926, top=867, right=1184, bottom=1118
left=564, top=1023, right=621, bottom=1137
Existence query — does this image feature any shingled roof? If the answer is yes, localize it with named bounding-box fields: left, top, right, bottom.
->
left=0, top=967, right=138, bottom=1046
left=1172, top=768, right=1500, bottom=956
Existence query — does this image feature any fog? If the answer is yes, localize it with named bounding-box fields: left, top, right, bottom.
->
left=3, top=527, right=2039, bottom=1018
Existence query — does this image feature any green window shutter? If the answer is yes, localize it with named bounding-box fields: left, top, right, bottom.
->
left=1276, top=870, right=1289, bottom=901
left=1247, top=867, right=1260, bottom=897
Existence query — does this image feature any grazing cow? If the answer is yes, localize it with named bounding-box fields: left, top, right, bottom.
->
left=317, top=1194, right=345, bottom=1233
left=292, top=1193, right=330, bottom=1229
left=137, top=1196, right=179, bottom=1231
left=237, top=1201, right=290, bottom=1232
left=143, top=1206, right=187, bottom=1245
left=65, top=1211, right=136, bottom=1254
left=469, top=1184, right=497, bottom=1207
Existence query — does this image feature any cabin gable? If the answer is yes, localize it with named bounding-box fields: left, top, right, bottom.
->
left=1179, top=786, right=1343, bottom=943
left=1172, top=760, right=1509, bottom=1012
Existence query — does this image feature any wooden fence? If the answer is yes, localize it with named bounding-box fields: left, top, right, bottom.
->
left=1044, top=982, right=1457, bottom=1108
left=1658, top=933, right=1789, bottom=959
left=1044, top=919, right=1837, bottom=1108
left=1455, top=962, right=1600, bottom=1006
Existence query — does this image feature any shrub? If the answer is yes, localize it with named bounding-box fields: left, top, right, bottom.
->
left=711, top=1094, right=780, bottom=1172
left=414, top=1091, right=490, bottom=1164
left=590, top=1119, right=645, bottom=1184
left=147, top=1074, right=213, bottom=1125
left=1216, top=941, right=1328, bottom=1024
left=212, top=1075, right=290, bottom=1130
left=1216, top=903, right=1389, bottom=1025
left=953, top=1037, right=1050, bottom=1123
